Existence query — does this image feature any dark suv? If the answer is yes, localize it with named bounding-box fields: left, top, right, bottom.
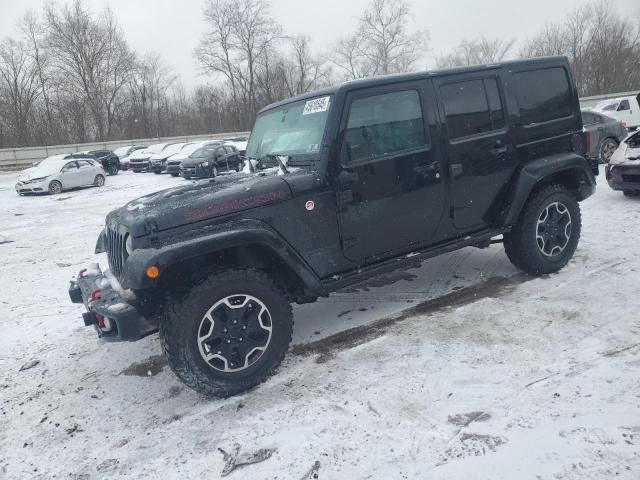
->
left=87, top=150, right=120, bottom=176
left=69, top=56, right=596, bottom=398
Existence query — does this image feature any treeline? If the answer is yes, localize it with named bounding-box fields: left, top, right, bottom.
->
left=0, top=0, right=638, bottom=149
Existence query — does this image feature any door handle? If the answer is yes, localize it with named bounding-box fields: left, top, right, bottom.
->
left=413, top=162, right=440, bottom=175
left=490, top=145, right=509, bottom=155
left=449, top=163, right=463, bottom=179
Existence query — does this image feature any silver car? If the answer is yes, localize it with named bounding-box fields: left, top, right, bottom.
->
left=581, top=110, right=628, bottom=163
left=15, top=156, right=106, bottom=195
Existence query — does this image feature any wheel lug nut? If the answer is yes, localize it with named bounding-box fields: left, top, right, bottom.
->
left=226, top=339, right=231, bottom=344
left=239, top=338, right=243, bottom=342
left=223, top=328, right=228, bottom=333
left=233, top=320, right=238, bottom=324
left=241, top=326, right=247, bottom=330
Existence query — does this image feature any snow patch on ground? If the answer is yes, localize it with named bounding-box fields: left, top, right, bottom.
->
left=1, top=168, right=640, bottom=479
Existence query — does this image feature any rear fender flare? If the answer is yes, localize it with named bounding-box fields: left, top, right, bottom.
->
left=500, top=153, right=596, bottom=226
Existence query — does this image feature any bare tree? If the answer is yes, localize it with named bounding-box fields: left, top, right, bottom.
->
left=521, top=0, right=640, bottom=96
left=331, top=0, right=427, bottom=79
left=19, top=11, right=54, bottom=143
left=45, top=0, right=134, bottom=140
left=0, top=38, right=40, bottom=146
left=436, top=36, right=516, bottom=68
left=196, top=0, right=281, bottom=128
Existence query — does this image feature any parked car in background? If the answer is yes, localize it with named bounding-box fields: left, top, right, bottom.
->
left=591, top=94, right=640, bottom=130
left=166, top=140, right=223, bottom=176
left=606, top=130, right=640, bottom=197
left=179, top=145, right=243, bottom=179
left=581, top=110, right=628, bottom=163
left=113, top=145, right=146, bottom=170
left=16, top=156, right=105, bottom=195
left=128, top=143, right=175, bottom=172
left=149, top=143, right=193, bottom=174
left=83, top=150, right=120, bottom=175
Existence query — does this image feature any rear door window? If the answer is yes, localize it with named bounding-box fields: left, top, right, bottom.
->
left=513, top=67, right=573, bottom=125
left=343, top=89, right=427, bottom=164
left=618, top=100, right=630, bottom=111
left=440, top=78, right=505, bottom=139
left=581, top=112, right=596, bottom=125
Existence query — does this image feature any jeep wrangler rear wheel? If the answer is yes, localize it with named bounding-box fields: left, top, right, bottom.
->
left=504, top=183, right=581, bottom=275
left=160, top=268, right=293, bottom=397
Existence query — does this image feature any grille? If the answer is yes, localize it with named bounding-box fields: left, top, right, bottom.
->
left=622, top=174, right=640, bottom=183
left=105, top=228, right=128, bottom=277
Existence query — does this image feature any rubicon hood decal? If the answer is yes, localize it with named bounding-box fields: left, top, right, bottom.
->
left=184, top=189, right=289, bottom=221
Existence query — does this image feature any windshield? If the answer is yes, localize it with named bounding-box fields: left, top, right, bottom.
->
left=245, top=95, right=332, bottom=165
left=595, top=101, right=619, bottom=112
left=190, top=148, right=216, bottom=159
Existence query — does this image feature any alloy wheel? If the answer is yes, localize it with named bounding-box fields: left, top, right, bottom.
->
left=536, top=201, right=572, bottom=257
left=197, top=294, right=273, bottom=372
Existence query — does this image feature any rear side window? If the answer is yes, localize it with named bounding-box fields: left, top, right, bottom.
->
left=344, top=89, right=427, bottom=163
left=618, top=99, right=630, bottom=111
left=440, top=78, right=505, bottom=139
left=513, top=67, right=573, bottom=125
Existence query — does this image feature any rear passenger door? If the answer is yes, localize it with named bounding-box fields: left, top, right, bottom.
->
left=435, top=73, right=515, bottom=232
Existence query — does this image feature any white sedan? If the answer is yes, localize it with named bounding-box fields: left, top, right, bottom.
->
left=15, top=156, right=106, bottom=195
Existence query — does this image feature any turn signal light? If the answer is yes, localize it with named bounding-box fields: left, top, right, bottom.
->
left=146, top=266, right=160, bottom=279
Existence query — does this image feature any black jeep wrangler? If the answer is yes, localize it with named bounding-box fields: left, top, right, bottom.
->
left=69, top=57, right=596, bottom=397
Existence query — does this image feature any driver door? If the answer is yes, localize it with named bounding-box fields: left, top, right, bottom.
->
left=336, top=82, right=446, bottom=262
left=60, top=161, right=82, bottom=188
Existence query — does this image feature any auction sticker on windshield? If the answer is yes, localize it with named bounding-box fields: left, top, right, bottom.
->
left=303, top=96, right=330, bottom=115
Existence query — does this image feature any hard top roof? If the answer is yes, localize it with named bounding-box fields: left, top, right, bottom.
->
left=258, top=56, right=570, bottom=115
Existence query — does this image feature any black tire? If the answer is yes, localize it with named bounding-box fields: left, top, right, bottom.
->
left=93, top=174, right=105, bottom=187
left=153, top=170, right=161, bottom=175
left=170, top=172, right=179, bottom=177
left=160, top=268, right=293, bottom=397
left=599, top=138, right=618, bottom=163
left=623, top=189, right=640, bottom=197
left=48, top=180, right=62, bottom=195
left=107, top=164, right=118, bottom=176
left=504, top=183, right=581, bottom=275
left=210, top=165, right=218, bottom=178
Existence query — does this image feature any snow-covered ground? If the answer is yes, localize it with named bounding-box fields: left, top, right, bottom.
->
left=1, top=168, right=639, bottom=479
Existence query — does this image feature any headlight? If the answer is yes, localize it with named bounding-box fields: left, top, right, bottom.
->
left=25, top=176, right=49, bottom=184
left=202, top=161, right=209, bottom=167
left=125, top=234, right=133, bottom=255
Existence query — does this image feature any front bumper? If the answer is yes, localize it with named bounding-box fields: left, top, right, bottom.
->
left=166, top=162, right=181, bottom=174
left=180, top=165, right=208, bottom=178
left=150, top=162, right=166, bottom=173
left=68, top=264, right=157, bottom=341
left=605, top=163, right=640, bottom=191
left=15, top=179, right=47, bottom=194
left=130, top=160, right=150, bottom=172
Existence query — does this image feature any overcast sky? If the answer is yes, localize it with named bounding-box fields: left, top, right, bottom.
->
left=1, top=0, right=639, bottom=89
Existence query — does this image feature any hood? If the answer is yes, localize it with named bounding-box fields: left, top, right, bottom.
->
left=610, top=131, right=640, bottom=166
left=107, top=170, right=293, bottom=237
left=128, top=150, right=152, bottom=160
left=18, top=162, right=63, bottom=181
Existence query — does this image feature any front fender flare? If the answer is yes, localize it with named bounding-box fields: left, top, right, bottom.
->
left=120, top=220, right=321, bottom=291
left=500, top=153, right=596, bottom=226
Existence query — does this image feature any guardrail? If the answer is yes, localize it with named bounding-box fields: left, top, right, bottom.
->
left=0, top=132, right=250, bottom=171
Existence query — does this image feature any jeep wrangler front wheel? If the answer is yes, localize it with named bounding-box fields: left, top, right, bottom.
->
left=160, top=268, right=293, bottom=397
left=504, top=183, right=581, bottom=275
